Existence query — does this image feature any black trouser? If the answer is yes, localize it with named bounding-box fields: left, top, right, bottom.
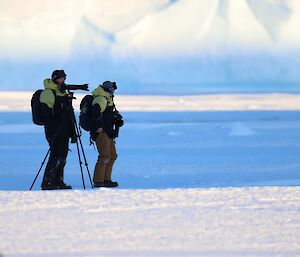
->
left=42, top=132, right=70, bottom=187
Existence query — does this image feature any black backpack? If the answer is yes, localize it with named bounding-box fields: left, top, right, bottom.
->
left=31, top=90, right=46, bottom=125
left=79, top=95, right=94, bottom=131
left=31, top=89, right=56, bottom=125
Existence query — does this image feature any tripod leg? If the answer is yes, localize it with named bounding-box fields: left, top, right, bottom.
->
left=75, top=136, right=86, bottom=189
left=71, top=107, right=94, bottom=189
left=29, top=149, right=50, bottom=191
left=77, top=133, right=94, bottom=188
left=72, top=115, right=94, bottom=189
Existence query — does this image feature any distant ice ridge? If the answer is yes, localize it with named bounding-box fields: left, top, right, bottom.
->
left=0, top=0, right=300, bottom=92
left=1, top=0, right=299, bottom=56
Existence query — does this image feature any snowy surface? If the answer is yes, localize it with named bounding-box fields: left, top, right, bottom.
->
left=0, top=187, right=300, bottom=256
left=1, top=93, right=300, bottom=256
left=2, top=92, right=300, bottom=112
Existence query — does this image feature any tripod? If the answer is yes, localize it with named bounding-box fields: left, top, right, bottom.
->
left=29, top=92, right=94, bottom=190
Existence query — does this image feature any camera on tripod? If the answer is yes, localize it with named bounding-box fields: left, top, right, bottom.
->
left=60, top=84, right=89, bottom=109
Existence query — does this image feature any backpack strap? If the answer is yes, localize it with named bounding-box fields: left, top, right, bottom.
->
left=94, top=95, right=108, bottom=113
left=50, top=90, right=56, bottom=116
left=51, top=89, right=56, bottom=98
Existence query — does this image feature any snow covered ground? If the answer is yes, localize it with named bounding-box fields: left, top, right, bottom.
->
left=0, top=93, right=300, bottom=256
left=1, top=92, right=300, bottom=112
left=1, top=187, right=300, bottom=256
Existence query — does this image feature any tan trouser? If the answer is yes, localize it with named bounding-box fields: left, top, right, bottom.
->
left=93, top=132, right=118, bottom=183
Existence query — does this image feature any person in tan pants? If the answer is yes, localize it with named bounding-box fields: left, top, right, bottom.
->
left=91, top=81, right=123, bottom=187
left=93, top=130, right=118, bottom=186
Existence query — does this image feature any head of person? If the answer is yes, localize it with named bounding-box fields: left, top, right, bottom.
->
left=101, top=81, right=117, bottom=95
left=51, top=70, right=67, bottom=87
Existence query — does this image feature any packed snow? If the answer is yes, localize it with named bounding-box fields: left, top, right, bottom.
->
left=0, top=187, right=300, bottom=256
left=1, top=92, right=300, bottom=112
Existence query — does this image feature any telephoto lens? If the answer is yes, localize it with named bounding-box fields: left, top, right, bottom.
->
left=61, top=84, right=89, bottom=91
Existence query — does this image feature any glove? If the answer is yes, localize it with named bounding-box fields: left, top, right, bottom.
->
left=115, top=119, right=124, bottom=127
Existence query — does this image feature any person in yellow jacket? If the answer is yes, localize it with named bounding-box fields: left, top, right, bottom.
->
left=91, top=81, right=124, bottom=188
left=39, top=70, right=74, bottom=190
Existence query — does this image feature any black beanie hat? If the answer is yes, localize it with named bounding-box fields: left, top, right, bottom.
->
left=102, top=81, right=117, bottom=92
left=51, top=70, right=66, bottom=81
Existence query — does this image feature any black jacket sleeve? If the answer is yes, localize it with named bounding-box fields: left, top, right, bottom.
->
left=92, top=103, right=104, bottom=128
left=41, top=103, right=54, bottom=124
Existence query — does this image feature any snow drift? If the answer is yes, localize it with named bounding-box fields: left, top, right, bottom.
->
left=0, top=187, right=299, bottom=256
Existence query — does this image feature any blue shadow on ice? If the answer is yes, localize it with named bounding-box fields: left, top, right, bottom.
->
left=0, top=111, right=300, bottom=191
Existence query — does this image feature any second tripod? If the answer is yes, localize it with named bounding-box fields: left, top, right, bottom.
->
left=69, top=93, right=94, bottom=189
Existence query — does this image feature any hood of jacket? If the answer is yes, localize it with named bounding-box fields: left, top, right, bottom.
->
left=92, top=86, right=114, bottom=107
left=43, top=78, right=65, bottom=96
left=92, top=86, right=112, bottom=98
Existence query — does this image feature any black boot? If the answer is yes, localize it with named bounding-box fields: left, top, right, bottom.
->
left=94, top=181, right=118, bottom=188
left=93, top=182, right=106, bottom=188
left=104, top=180, right=118, bottom=187
left=41, top=158, right=60, bottom=190
left=59, top=182, right=72, bottom=190
left=56, top=159, right=72, bottom=190
left=42, top=184, right=60, bottom=190
left=94, top=180, right=118, bottom=187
